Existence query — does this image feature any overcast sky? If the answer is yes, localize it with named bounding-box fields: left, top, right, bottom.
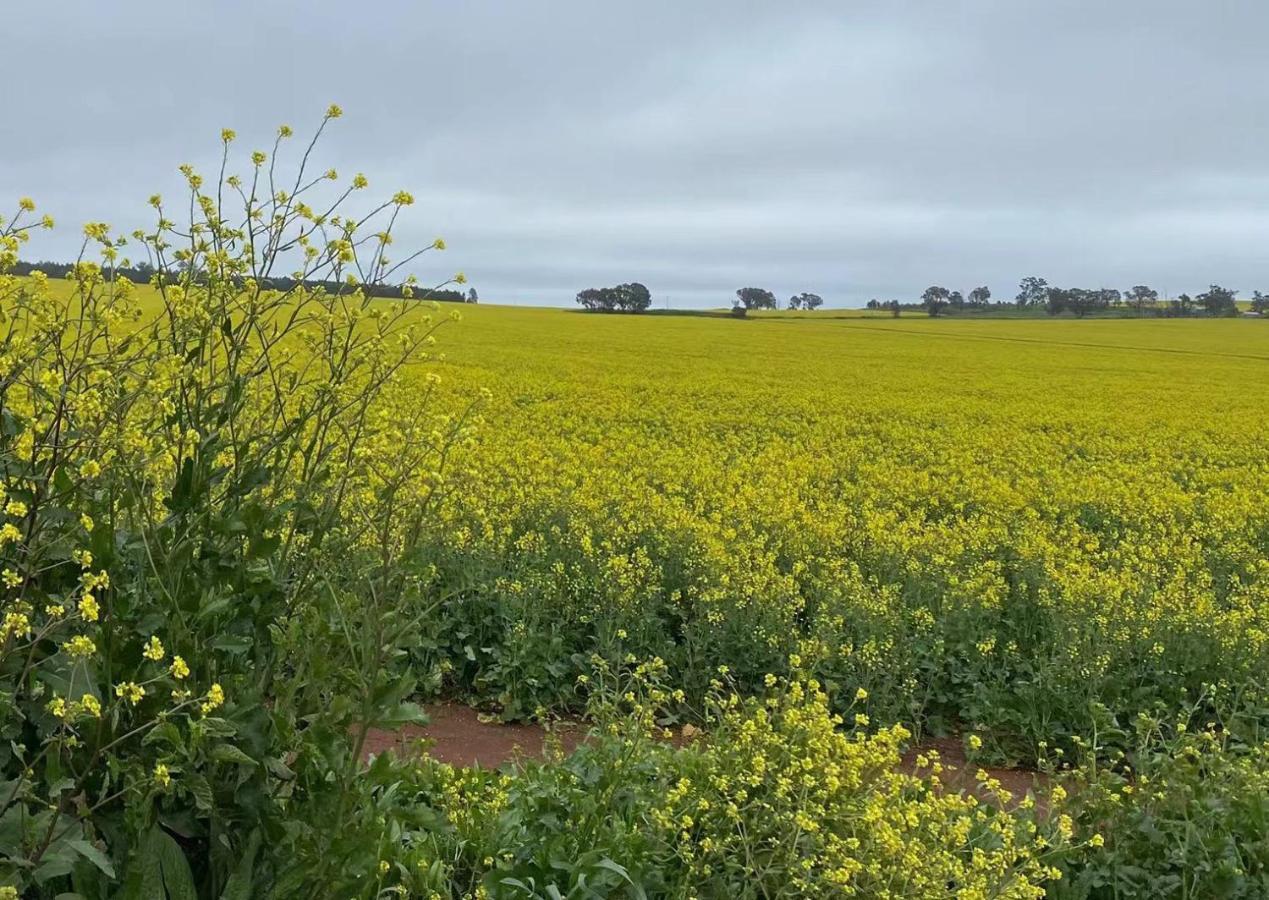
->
left=4, top=1, right=1268, bottom=308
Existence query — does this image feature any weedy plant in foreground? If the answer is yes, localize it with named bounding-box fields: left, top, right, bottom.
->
left=0, top=107, right=480, bottom=897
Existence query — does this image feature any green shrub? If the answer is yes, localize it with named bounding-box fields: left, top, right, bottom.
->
left=1051, top=713, right=1269, bottom=899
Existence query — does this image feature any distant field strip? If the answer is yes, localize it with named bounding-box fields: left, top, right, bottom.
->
left=815, top=319, right=1269, bottom=361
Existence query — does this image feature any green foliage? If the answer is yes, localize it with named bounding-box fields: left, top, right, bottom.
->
left=1197, top=284, right=1239, bottom=317
left=575, top=283, right=652, bottom=313
left=734, top=287, right=777, bottom=310
left=1052, top=714, right=1269, bottom=898
left=0, top=110, right=474, bottom=897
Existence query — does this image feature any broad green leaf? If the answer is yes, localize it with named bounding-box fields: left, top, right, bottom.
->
left=155, top=828, right=196, bottom=900
left=68, top=839, right=116, bottom=878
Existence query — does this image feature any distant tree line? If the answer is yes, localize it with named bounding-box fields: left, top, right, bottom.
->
left=10, top=259, right=471, bottom=302
left=1014, top=278, right=1241, bottom=317
left=866, top=278, right=1251, bottom=318
left=730, top=287, right=823, bottom=316
left=573, top=284, right=827, bottom=315
left=575, top=282, right=652, bottom=312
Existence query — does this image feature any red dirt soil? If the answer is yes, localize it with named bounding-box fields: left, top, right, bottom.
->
left=899, top=735, right=1045, bottom=807
left=361, top=704, right=588, bottom=768
left=363, top=704, right=1045, bottom=807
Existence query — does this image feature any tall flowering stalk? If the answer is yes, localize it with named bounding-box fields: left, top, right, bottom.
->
left=0, top=109, right=478, bottom=896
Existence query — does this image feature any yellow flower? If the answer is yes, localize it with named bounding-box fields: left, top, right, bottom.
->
left=18, top=198, right=36, bottom=212
left=454, top=272, right=467, bottom=285
left=115, top=682, right=145, bottom=705
left=47, top=697, right=68, bottom=720
left=170, top=655, right=190, bottom=679
left=79, top=594, right=100, bottom=622
left=5, top=500, right=27, bottom=517
left=143, top=635, right=165, bottom=662
left=202, top=683, right=225, bottom=713
left=63, top=635, right=97, bottom=658
left=1, top=612, right=31, bottom=640
left=968, top=734, right=983, bottom=751
left=154, top=763, right=171, bottom=788
left=79, top=694, right=102, bottom=718
left=433, top=237, right=446, bottom=250
left=855, top=687, right=869, bottom=701
left=326, top=103, right=343, bottom=119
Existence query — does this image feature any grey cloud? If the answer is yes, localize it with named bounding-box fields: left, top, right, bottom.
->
left=4, top=0, right=1268, bottom=307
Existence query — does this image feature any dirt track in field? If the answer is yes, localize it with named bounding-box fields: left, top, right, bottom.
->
left=362, top=704, right=1046, bottom=809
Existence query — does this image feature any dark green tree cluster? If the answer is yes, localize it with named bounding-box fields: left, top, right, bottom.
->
left=917, top=285, right=996, bottom=316
left=1195, top=284, right=1239, bottom=316
left=1046, top=286, right=1123, bottom=317
left=865, top=298, right=906, bottom=316
left=575, top=282, right=652, bottom=312
left=787, top=292, right=824, bottom=310
left=729, top=288, right=825, bottom=315
left=1015, top=277, right=1242, bottom=317
left=733, top=287, right=778, bottom=311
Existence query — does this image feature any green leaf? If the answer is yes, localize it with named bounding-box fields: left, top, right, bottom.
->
left=375, top=702, right=429, bottom=729
left=139, top=828, right=165, bottom=900
left=52, top=465, right=73, bottom=495
left=199, top=717, right=238, bottom=738
left=33, top=854, right=75, bottom=884
left=142, top=721, right=183, bottom=749
left=210, top=743, right=257, bottom=766
left=155, top=828, right=197, bottom=900
left=68, top=839, right=116, bottom=878
left=263, top=757, right=295, bottom=782
left=210, top=635, right=253, bottom=655
left=219, top=830, right=261, bottom=900
left=185, top=774, right=214, bottom=812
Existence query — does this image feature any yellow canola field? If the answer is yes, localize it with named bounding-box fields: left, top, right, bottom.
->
left=37, top=271, right=1266, bottom=751
left=422, top=305, right=1269, bottom=750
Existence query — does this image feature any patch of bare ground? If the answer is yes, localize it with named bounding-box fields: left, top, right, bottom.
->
left=364, top=704, right=1046, bottom=811
left=899, top=735, right=1048, bottom=812
left=361, top=703, right=588, bottom=768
